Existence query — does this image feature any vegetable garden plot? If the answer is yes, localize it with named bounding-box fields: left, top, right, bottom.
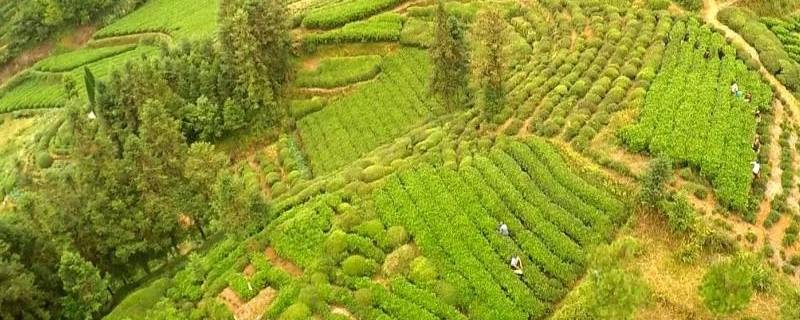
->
left=621, top=21, right=772, bottom=213
left=94, top=0, right=220, bottom=41
left=297, top=48, right=440, bottom=174
left=374, top=138, right=625, bottom=319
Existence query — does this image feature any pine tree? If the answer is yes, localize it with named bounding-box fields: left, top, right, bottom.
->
left=218, top=0, right=292, bottom=123
left=473, top=8, right=508, bottom=119
left=58, top=251, right=110, bottom=320
left=430, top=1, right=471, bottom=112
left=213, top=167, right=268, bottom=237
left=182, top=142, right=228, bottom=239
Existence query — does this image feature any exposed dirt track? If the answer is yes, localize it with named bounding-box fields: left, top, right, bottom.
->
left=0, top=25, right=95, bottom=87
left=265, top=247, right=303, bottom=277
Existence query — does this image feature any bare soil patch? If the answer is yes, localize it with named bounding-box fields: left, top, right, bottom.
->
left=265, top=247, right=303, bottom=277
left=0, top=25, right=96, bottom=86
left=331, top=305, right=357, bottom=320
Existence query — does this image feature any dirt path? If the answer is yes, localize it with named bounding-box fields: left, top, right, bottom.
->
left=265, top=247, right=304, bottom=277
left=218, top=287, right=278, bottom=320
left=0, top=25, right=95, bottom=87
left=393, top=0, right=427, bottom=13
left=331, top=305, right=357, bottom=320
left=755, top=101, right=785, bottom=237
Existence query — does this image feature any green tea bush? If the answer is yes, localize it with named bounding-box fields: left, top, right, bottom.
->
left=296, top=55, right=382, bottom=88
left=341, top=255, right=377, bottom=277
left=34, top=44, right=136, bottom=72
left=278, top=303, right=311, bottom=320
left=290, top=98, right=325, bottom=119
left=302, top=0, right=404, bottom=29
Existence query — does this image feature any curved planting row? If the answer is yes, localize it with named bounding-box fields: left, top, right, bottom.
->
left=298, top=48, right=439, bottom=174
left=373, top=137, right=625, bottom=319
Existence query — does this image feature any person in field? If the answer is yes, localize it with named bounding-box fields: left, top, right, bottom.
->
left=731, top=81, right=739, bottom=96
left=499, top=223, right=509, bottom=236
left=510, top=256, right=523, bottom=275
left=752, top=161, right=761, bottom=177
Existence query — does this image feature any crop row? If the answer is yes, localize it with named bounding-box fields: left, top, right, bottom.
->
left=295, top=55, right=382, bottom=88
left=621, top=20, right=772, bottom=213
left=0, top=75, right=65, bottom=113
left=297, top=48, right=437, bottom=174
left=33, top=44, right=137, bottom=72
left=303, top=13, right=404, bottom=47
left=372, top=137, right=623, bottom=318
left=94, top=0, right=219, bottom=41
left=302, top=0, right=404, bottom=29
left=379, top=169, right=538, bottom=319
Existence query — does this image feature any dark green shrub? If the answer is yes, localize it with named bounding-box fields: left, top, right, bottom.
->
left=36, top=151, right=53, bottom=169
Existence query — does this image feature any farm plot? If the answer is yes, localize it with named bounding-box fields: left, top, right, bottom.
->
left=295, top=55, right=382, bottom=88
left=374, top=137, right=625, bottom=319
left=297, top=48, right=441, bottom=174
left=0, top=75, right=65, bottom=112
left=0, top=45, right=158, bottom=113
left=621, top=20, right=773, bottom=213
left=303, top=13, right=404, bottom=47
left=302, top=0, right=405, bottom=29
left=33, top=44, right=137, bottom=72
left=763, top=15, right=800, bottom=63
left=502, top=3, right=673, bottom=152
left=94, top=0, right=220, bottom=41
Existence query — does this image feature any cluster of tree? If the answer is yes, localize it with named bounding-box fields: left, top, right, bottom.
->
left=428, top=1, right=508, bottom=120
left=0, top=1, right=293, bottom=318
left=1, top=0, right=146, bottom=64
left=91, top=0, right=292, bottom=145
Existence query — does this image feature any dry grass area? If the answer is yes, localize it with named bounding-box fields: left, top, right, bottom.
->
left=629, top=213, right=783, bottom=320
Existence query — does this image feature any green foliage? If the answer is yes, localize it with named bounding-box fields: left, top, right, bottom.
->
left=645, top=0, right=670, bottom=10
left=213, top=166, right=269, bottom=237
left=298, top=49, right=439, bottom=174
left=0, top=75, right=66, bottom=112
left=472, top=8, right=508, bottom=117
left=400, top=18, right=434, bottom=48
left=639, top=156, right=673, bottom=208
left=659, top=195, right=698, bottom=234
left=302, top=0, right=404, bottom=29
left=621, top=21, right=772, bottom=212
left=303, top=13, right=404, bottom=47
left=34, top=45, right=137, bottom=72
left=296, top=55, right=382, bottom=88
left=95, top=0, right=220, bottom=40
left=385, top=226, right=408, bottom=249
left=104, top=279, right=171, bottom=320
left=58, top=251, right=110, bottom=320
left=341, top=255, right=377, bottom=276
left=373, top=138, right=624, bottom=318
left=35, top=151, right=53, bottom=169
left=430, top=2, right=471, bottom=112
left=270, top=200, right=333, bottom=268
left=675, top=0, right=702, bottom=10
left=699, top=255, right=756, bottom=315
left=740, top=0, right=800, bottom=17
left=289, top=98, right=325, bottom=119
left=279, top=302, right=312, bottom=320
